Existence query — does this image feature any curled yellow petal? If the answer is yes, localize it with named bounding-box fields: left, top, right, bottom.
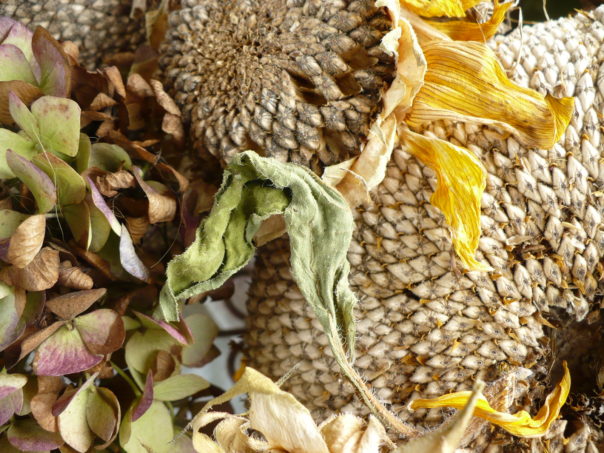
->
left=425, top=0, right=513, bottom=41
left=401, top=128, right=490, bottom=271
left=409, top=361, right=571, bottom=438
left=406, top=40, right=574, bottom=149
left=400, top=0, right=483, bottom=18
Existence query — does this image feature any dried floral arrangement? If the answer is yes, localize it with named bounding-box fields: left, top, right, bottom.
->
left=0, top=0, right=603, bottom=452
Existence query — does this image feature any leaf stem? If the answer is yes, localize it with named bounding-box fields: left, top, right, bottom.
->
left=327, top=325, right=421, bottom=438
left=111, top=362, right=142, bottom=397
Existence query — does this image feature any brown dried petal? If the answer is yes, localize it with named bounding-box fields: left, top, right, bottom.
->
left=126, top=73, right=153, bottom=98
left=1, top=247, right=59, bottom=291
left=0, top=80, right=42, bottom=125
left=31, top=392, right=59, bottom=432
left=7, top=214, right=45, bottom=269
left=45, top=288, right=107, bottom=320
left=161, top=113, right=184, bottom=143
left=125, top=217, right=148, bottom=244
left=133, top=167, right=176, bottom=224
left=104, top=66, right=126, bottom=98
left=89, top=92, right=117, bottom=111
left=150, top=79, right=180, bottom=115
left=58, top=263, right=94, bottom=290
left=97, top=170, right=136, bottom=197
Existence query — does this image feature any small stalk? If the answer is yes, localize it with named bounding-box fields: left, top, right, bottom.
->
left=111, top=362, right=141, bottom=397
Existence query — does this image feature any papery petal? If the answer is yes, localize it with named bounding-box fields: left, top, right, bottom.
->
left=400, top=0, right=483, bottom=18
left=330, top=11, right=425, bottom=206
left=406, top=41, right=574, bottom=149
left=401, top=129, right=489, bottom=271
left=409, top=362, right=571, bottom=438
left=191, top=367, right=329, bottom=453
left=425, top=1, right=513, bottom=41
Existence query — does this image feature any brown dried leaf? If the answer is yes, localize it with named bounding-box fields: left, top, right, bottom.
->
left=1, top=247, right=59, bottom=291
left=7, top=214, right=46, bottom=268
left=104, top=66, right=126, bottom=98
left=89, top=92, right=117, bottom=111
left=46, top=288, right=107, bottom=320
left=150, top=79, right=180, bottom=115
left=58, top=262, right=94, bottom=290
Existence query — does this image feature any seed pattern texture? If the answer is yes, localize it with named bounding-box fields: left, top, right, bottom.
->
left=245, top=8, right=604, bottom=451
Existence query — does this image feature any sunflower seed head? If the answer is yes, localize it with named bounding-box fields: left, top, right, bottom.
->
left=160, top=0, right=394, bottom=171
left=246, top=7, right=604, bottom=449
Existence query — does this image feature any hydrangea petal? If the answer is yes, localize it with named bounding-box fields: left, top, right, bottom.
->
left=33, top=325, right=101, bottom=376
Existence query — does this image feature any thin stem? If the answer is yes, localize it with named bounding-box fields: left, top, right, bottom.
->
left=327, top=330, right=421, bottom=438
left=111, top=362, right=141, bottom=397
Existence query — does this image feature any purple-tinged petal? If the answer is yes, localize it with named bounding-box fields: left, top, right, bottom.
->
left=31, top=27, right=70, bottom=97
left=0, top=44, right=36, bottom=84
left=0, top=389, right=22, bottom=425
left=74, top=308, right=125, bottom=355
left=119, top=225, right=149, bottom=282
left=87, top=176, right=121, bottom=235
left=0, top=373, right=27, bottom=398
left=132, top=372, right=154, bottom=422
left=33, top=325, right=101, bottom=376
left=6, top=149, right=56, bottom=213
left=134, top=311, right=189, bottom=345
left=7, top=418, right=63, bottom=451
left=0, top=18, right=34, bottom=62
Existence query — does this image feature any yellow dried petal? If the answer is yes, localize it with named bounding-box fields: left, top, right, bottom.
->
left=426, top=0, right=513, bottom=41
left=401, top=129, right=490, bottom=271
left=409, top=361, right=571, bottom=438
left=400, top=0, right=483, bottom=18
left=406, top=41, right=574, bottom=149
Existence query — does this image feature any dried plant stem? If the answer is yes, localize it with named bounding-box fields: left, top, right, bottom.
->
left=326, top=327, right=420, bottom=438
